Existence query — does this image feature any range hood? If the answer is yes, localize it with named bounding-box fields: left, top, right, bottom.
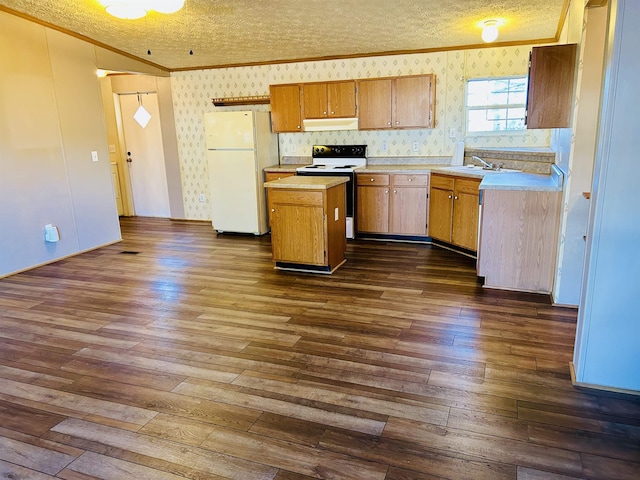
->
left=302, top=117, right=359, bottom=132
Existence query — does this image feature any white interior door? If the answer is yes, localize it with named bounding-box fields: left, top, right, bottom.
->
left=119, top=93, right=170, bottom=217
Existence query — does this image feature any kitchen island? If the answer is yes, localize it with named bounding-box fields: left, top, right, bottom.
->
left=264, top=176, right=348, bottom=274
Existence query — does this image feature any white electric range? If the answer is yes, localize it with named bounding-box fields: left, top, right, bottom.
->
left=296, top=145, right=367, bottom=239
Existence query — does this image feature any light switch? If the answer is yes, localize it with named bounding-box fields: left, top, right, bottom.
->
left=334, top=207, right=339, bottom=221
left=91, top=151, right=99, bottom=162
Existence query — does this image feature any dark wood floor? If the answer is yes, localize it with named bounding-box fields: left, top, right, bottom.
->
left=0, top=217, right=638, bottom=480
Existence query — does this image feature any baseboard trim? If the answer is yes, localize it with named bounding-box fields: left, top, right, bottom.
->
left=570, top=362, right=640, bottom=397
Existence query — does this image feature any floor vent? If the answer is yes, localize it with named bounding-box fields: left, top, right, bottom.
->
left=119, top=251, right=140, bottom=255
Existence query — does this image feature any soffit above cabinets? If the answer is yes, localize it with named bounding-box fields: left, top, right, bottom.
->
left=0, top=0, right=567, bottom=71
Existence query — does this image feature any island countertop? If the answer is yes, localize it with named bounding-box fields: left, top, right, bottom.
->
left=264, top=176, right=348, bottom=190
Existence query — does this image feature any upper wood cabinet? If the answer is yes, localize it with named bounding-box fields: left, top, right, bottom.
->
left=269, top=84, right=302, bottom=132
left=302, top=81, right=356, bottom=119
left=357, top=75, right=435, bottom=130
left=526, top=44, right=577, bottom=129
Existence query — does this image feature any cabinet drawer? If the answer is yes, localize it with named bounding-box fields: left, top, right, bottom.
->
left=269, top=189, right=323, bottom=206
left=357, top=174, right=390, bottom=186
left=430, top=174, right=454, bottom=190
left=393, top=174, right=428, bottom=187
left=265, top=172, right=295, bottom=182
left=455, top=178, right=481, bottom=195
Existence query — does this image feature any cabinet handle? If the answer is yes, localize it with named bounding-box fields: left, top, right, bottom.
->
left=454, top=196, right=459, bottom=200
left=297, top=125, right=301, bottom=129
left=387, top=122, right=391, bottom=125
left=271, top=208, right=275, bottom=212
left=396, top=121, right=399, bottom=125
left=385, top=190, right=389, bottom=194
left=370, top=178, right=375, bottom=182
left=393, top=189, right=397, bottom=193
left=323, top=111, right=327, bottom=115
left=408, top=178, right=413, bottom=182
left=330, top=111, right=335, bottom=115
left=448, top=195, right=452, bottom=199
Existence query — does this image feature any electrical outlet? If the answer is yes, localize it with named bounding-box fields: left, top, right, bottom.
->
left=412, top=142, right=419, bottom=152
left=199, top=193, right=206, bottom=203
left=381, top=141, right=388, bottom=152
left=108, top=144, right=116, bottom=153
left=449, top=128, right=456, bottom=139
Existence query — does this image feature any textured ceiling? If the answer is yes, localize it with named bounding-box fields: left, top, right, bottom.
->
left=0, top=0, right=568, bottom=71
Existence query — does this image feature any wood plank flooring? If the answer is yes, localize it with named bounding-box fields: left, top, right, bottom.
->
left=1, top=216, right=638, bottom=479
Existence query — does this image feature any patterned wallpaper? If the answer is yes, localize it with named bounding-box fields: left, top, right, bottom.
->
left=172, top=46, right=552, bottom=219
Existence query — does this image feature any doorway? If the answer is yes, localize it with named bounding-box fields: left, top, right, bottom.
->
left=116, top=92, right=171, bottom=218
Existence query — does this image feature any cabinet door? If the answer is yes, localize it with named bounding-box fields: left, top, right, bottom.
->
left=394, top=75, right=434, bottom=128
left=357, top=186, right=389, bottom=233
left=428, top=187, right=453, bottom=242
left=390, top=187, right=428, bottom=235
left=328, top=81, right=356, bottom=117
left=452, top=179, right=480, bottom=251
left=302, top=83, right=328, bottom=119
left=526, top=44, right=577, bottom=129
left=271, top=204, right=325, bottom=265
left=270, top=84, right=302, bottom=132
left=357, top=79, right=393, bottom=129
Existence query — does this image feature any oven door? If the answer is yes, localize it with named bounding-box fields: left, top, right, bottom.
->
left=296, top=170, right=355, bottom=238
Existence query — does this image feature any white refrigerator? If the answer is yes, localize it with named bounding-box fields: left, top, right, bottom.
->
left=204, top=111, right=278, bottom=235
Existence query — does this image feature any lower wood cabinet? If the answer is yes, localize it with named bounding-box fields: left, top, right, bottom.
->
left=478, top=188, right=561, bottom=293
left=264, top=172, right=296, bottom=225
left=265, top=171, right=295, bottom=182
left=357, top=173, right=429, bottom=236
left=429, top=173, right=481, bottom=252
left=266, top=179, right=347, bottom=273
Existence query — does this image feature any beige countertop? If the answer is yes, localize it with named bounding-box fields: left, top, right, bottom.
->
left=265, top=163, right=563, bottom=192
left=264, top=176, right=348, bottom=190
left=477, top=164, right=564, bottom=192
left=361, top=164, right=563, bottom=192
left=358, top=164, right=448, bottom=174
left=264, top=164, right=308, bottom=173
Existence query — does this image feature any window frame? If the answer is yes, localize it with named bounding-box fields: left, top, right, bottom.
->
left=465, top=75, right=528, bottom=135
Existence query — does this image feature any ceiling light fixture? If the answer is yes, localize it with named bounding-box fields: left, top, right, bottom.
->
left=481, top=19, right=500, bottom=43
left=98, top=0, right=185, bottom=20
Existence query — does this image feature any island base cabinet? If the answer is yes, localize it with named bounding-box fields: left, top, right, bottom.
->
left=271, top=204, right=324, bottom=265
left=267, top=182, right=346, bottom=273
left=478, top=189, right=561, bottom=293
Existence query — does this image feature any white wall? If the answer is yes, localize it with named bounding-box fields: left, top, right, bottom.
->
left=553, top=5, right=608, bottom=305
left=573, top=0, right=640, bottom=392
left=0, top=10, right=121, bottom=277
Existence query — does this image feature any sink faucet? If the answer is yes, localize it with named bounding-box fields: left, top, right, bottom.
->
left=471, top=155, right=493, bottom=170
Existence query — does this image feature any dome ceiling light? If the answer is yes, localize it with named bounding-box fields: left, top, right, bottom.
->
left=480, top=19, right=502, bottom=43
left=98, top=0, right=185, bottom=20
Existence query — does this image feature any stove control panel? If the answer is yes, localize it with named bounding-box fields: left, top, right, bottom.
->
left=312, top=145, right=367, bottom=158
